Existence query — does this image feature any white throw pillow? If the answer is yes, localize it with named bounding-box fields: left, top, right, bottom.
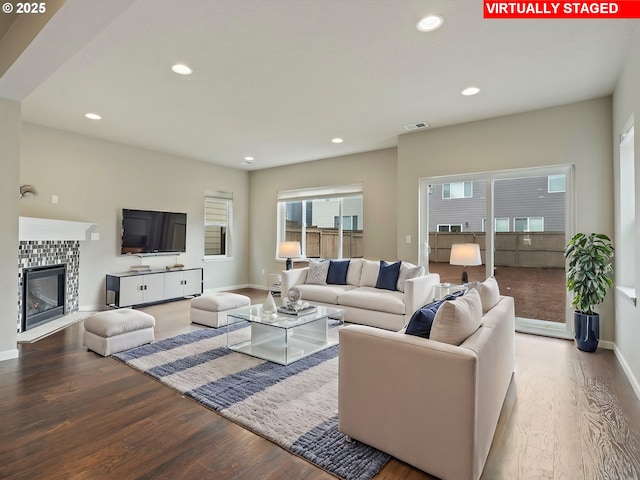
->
left=305, top=260, right=329, bottom=285
left=359, top=260, right=380, bottom=287
left=468, top=276, right=501, bottom=313
left=396, top=261, right=425, bottom=293
left=346, top=258, right=364, bottom=286
left=430, top=289, right=482, bottom=346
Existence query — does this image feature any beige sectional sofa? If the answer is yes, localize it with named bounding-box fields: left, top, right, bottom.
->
left=281, top=258, right=441, bottom=331
left=338, top=282, right=515, bottom=480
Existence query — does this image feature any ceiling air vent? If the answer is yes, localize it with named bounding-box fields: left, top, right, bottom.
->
left=404, top=121, right=429, bottom=131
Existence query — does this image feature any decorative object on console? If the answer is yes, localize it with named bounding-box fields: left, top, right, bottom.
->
left=166, top=263, right=184, bottom=271
left=277, top=241, right=302, bottom=270
left=564, top=232, right=614, bottom=352
left=262, top=291, right=278, bottom=314
left=449, top=243, right=482, bottom=283
left=129, top=265, right=151, bottom=272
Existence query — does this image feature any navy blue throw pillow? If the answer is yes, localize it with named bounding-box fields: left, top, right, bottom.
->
left=327, top=260, right=350, bottom=285
left=375, top=260, right=401, bottom=291
left=405, top=292, right=463, bottom=339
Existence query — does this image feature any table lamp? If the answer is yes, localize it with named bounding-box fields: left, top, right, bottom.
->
left=278, top=241, right=301, bottom=270
left=449, top=243, right=482, bottom=284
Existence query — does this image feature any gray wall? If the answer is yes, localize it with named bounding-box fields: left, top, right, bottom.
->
left=613, top=26, right=640, bottom=397
left=19, top=123, right=250, bottom=309
left=0, top=98, right=20, bottom=360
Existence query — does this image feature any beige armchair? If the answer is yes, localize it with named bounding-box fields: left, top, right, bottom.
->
left=338, top=296, right=515, bottom=480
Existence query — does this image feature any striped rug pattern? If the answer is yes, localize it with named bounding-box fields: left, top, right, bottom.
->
left=114, top=327, right=390, bottom=480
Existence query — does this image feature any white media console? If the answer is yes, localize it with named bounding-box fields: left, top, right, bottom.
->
left=105, top=268, right=203, bottom=308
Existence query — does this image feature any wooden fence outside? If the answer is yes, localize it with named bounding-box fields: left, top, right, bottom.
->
left=285, top=227, right=363, bottom=259
left=428, top=231, right=566, bottom=268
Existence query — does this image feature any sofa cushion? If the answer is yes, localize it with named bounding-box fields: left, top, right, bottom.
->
left=404, top=291, right=465, bottom=338
left=327, top=260, right=350, bottom=285
left=430, top=289, right=483, bottom=346
left=338, top=286, right=405, bottom=315
left=375, top=261, right=401, bottom=291
left=306, top=260, right=329, bottom=285
left=346, top=258, right=364, bottom=286
left=297, top=284, right=357, bottom=304
left=404, top=299, right=445, bottom=338
left=468, top=276, right=501, bottom=313
left=396, top=262, right=425, bottom=293
left=360, top=260, right=380, bottom=287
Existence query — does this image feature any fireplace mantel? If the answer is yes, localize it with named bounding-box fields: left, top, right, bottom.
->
left=19, top=217, right=96, bottom=241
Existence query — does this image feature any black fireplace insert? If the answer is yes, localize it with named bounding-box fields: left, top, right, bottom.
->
left=22, top=264, right=66, bottom=331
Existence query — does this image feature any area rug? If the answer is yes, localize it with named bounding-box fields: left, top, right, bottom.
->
left=113, top=326, right=390, bottom=480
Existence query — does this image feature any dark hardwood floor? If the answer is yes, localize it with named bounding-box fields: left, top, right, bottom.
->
left=1, top=288, right=639, bottom=480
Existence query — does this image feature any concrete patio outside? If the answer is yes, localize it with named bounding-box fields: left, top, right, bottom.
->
left=429, top=262, right=567, bottom=323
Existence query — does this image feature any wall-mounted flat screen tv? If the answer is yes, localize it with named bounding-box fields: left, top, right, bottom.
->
left=121, top=209, right=187, bottom=255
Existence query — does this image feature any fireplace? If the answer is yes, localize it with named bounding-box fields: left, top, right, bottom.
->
left=22, top=264, right=66, bottom=331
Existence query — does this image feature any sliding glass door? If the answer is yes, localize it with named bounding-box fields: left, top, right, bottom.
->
left=420, top=166, right=573, bottom=338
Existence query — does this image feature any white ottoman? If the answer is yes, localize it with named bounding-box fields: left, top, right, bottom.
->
left=190, top=292, right=251, bottom=328
left=83, top=309, right=155, bottom=356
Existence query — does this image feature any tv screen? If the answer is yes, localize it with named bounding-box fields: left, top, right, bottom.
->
left=121, top=209, right=187, bottom=255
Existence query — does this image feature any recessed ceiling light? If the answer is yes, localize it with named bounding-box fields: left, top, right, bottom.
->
left=244, top=156, right=254, bottom=161
left=171, top=64, right=193, bottom=75
left=416, top=15, right=444, bottom=32
left=461, top=87, right=481, bottom=96
left=331, top=138, right=343, bottom=144
left=85, top=113, right=102, bottom=120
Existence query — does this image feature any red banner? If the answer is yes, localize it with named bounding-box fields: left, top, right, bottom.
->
left=484, top=1, right=640, bottom=18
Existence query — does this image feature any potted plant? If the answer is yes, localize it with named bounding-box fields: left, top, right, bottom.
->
left=564, top=232, right=614, bottom=352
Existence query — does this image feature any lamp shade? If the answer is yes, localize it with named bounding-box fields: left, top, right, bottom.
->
left=449, top=243, right=482, bottom=266
left=277, top=241, right=301, bottom=258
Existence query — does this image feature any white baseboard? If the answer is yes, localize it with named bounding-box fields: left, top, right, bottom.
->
left=614, top=345, right=640, bottom=402
left=598, top=340, right=615, bottom=350
left=80, top=304, right=107, bottom=312
left=0, top=349, right=19, bottom=362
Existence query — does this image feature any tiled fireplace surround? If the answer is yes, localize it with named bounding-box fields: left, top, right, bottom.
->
left=17, top=217, right=95, bottom=334
left=17, top=240, right=80, bottom=333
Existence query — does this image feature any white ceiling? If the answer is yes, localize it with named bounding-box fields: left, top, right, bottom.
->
left=5, top=0, right=638, bottom=170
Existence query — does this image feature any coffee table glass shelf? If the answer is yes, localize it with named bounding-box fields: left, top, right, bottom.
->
left=225, top=304, right=344, bottom=365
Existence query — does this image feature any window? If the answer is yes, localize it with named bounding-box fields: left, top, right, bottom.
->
left=277, top=184, right=363, bottom=259
left=482, top=218, right=509, bottom=232
left=443, top=181, right=472, bottom=199
left=514, top=217, right=544, bottom=232
left=437, top=224, right=462, bottom=232
left=619, top=116, right=635, bottom=291
left=548, top=174, right=566, bottom=193
left=204, top=194, right=232, bottom=257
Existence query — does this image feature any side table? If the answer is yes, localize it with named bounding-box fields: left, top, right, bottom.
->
left=434, top=283, right=467, bottom=300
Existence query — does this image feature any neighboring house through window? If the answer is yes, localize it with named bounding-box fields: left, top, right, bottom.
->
left=204, top=192, right=232, bottom=257
left=277, top=184, right=363, bottom=259
left=514, top=217, right=544, bottom=232
left=443, top=181, right=472, bottom=199
left=437, top=224, right=462, bottom=232
left=548, top=174, right=566, bottom=193
left=482, top=218, right=510, bottom=232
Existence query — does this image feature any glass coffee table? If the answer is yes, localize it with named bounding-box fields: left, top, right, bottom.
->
left=225, top=304, right=344, bottom=365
